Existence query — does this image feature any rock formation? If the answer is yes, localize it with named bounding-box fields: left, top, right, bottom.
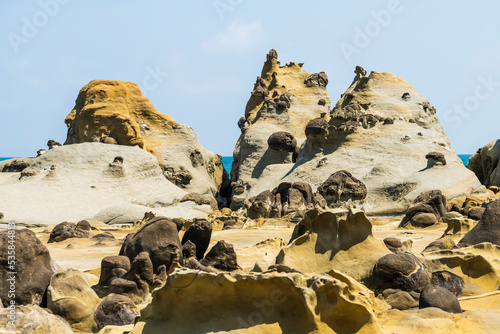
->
left=64, top=79, right=227, bottom=202
left=0, top=143, right=211, bottom=224
left=230, top=49, right=331, bottom=210
left=230, top=50, right=480, bottom=214
left=467, top=139, right=500, bottom=187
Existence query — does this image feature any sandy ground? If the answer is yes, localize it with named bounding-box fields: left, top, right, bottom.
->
left=33, top=215, right=449, bottom=276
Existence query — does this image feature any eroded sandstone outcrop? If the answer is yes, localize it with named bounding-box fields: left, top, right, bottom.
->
left=130, top=269, right=384, bottom=334
left=64, top=79, right=227, bottom=201
left=230, top=51, right=480, bottom=214
left=276, top=208, right=390, bottom=283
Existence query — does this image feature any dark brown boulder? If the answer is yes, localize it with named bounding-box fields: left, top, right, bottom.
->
left=248, top=190, right=275, bottom=219
left=94, top=294, right=139, bottom=331
left=182, top=240, right=197, bottom=260
left=317, top=170, right=367, bottom=205
left=222, top=220, right=237, bottom=230
left=120, top=217, right=183, bottom=272
left=467, top=207, right=486, bottom=220
left=399, top=190, right=447, bottom=227
left=181, top=193, right=211, bottom=206
left=48, top=221, right=93, bottom=243
left=92, top=232, right=115, bottom=240
left=371, top=253, right=430, bottom=292
left=318, top=99, right=326, bottom=106
left=383, top=237, right=405, bottom=253
left=205, top=240, right=239, bottom=271
left=466, top=140, right=500, bottom=187
left=409, top=212, right=438, bottom=228
left=0, top=229, right=55, bottom=307
left=458, top=199, right=500, bottom=247
left=383, top=118, right=394, bottom=125
left=267, top=132, right=297, bottom=152
left=305, top=118, right=329, bottom=137
left=422, top=237, right=455, bottom=253
left=419, top=285, right=462, bottom=313
left=426, top=152, right=447, bottom=166
left=181, top=220, right=212, bottom=260
left=431, top=271, right=464, bottom=297
left=97, top=256, right=131, bottom=287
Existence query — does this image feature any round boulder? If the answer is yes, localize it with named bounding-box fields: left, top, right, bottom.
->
left=267, top=132, right=297, bottom=152
left=419, top=284, right=462, bottom=313
left=94, top=294, right=139, bottom=331
left=372, top=253, right=430, bottom=292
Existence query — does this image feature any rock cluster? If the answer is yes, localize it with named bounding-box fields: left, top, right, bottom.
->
left=230, top=50, right=480, bottom=214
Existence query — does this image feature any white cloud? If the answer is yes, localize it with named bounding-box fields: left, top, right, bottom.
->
left=201, top=19, right=265, bottom=55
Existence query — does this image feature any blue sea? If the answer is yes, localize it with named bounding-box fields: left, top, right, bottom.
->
left=222, top=156, right=232, bottom=174
left=0, top=155, right=473, bottom=171
left=458, top=154, right=472, bottom=166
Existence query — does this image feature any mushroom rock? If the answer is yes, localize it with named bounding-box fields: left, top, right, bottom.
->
left=64, top=79, right=226, bottom=200
left=230, top=54, right=480, bottom=214
left=426, top=152, right=447, bottom=167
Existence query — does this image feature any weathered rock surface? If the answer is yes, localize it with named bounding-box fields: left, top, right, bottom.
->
left=0, top=305, right=73, bottom=334
left=467, top=139, right=500, bottom=187
left=276, top=209, right=390, bottom=283
left=47, top=269, right=101, bottom=332
left=0, top=143, right=212, bottom=224
left=230, top=52, right=480, bottom=213
left=130, top=269, right=384, bottom=334
left=64, top=79, right=226, bottom=200
left=0, top=229, right=55, bottom=307
left=422, top=242, right=500, bottom=295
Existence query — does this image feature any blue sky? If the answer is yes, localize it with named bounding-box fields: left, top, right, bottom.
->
left=1, top=0, right=499, bottom=157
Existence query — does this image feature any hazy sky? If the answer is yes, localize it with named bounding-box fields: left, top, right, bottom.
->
left=1, top=1, right=499, bottom=157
